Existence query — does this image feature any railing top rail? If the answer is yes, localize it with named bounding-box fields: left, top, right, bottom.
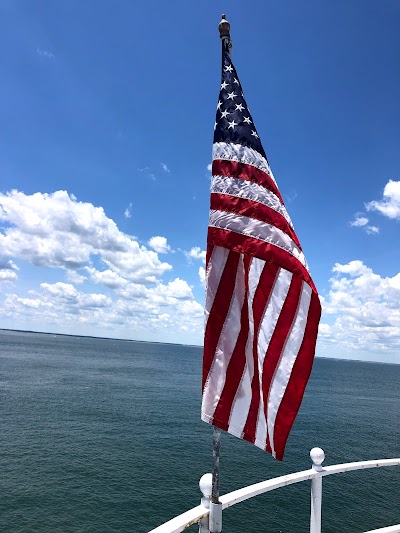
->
left=148, top=504, right=208, bottom=533
left=219, top=468, right=316, bottom=509
left=322, top=458, right=400, bottom=477
left=220, top=457, right=400, bottom=510
left=364, top=526, right=400, bottom=533
left=148, top=456, right=400, bottom=533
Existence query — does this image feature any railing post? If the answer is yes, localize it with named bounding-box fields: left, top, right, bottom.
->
left=199, top=473, right=212, bottom=533
left=310, top=447, right=325, bottom=533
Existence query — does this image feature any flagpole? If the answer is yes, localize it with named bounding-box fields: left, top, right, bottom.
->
left=219, top=13, right=231, bottom=58
left=208, top=17, right=232, bottom=533
left=211, top=427, right=221, bottom=504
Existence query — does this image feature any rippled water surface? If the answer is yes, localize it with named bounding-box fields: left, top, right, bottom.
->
left=0, top=329, right=399, bottom=532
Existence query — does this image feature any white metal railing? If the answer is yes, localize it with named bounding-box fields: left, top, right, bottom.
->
left=148, top=448, right=400, bottom=533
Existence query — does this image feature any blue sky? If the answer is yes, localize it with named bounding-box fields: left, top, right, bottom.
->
left=0, top=1, right=399, bottom=363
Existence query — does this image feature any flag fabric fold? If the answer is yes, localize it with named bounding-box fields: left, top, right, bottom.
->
left=201, top=48, right=321, bottom=461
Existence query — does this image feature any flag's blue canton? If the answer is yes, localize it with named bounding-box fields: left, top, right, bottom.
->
left=214, top=50, right=268, bottom=161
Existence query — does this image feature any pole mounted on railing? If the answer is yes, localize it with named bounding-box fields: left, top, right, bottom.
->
left=208, top=16, right=228, bottom=531
left=206, top=14, right=234, bottom=533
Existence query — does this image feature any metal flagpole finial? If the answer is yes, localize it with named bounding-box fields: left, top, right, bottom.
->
left=218, top=14, right=230, bottom=40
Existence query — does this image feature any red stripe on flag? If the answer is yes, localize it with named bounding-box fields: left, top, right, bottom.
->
left=242, top=262, right=280, bottom=444
left=212, top=159, right=283, bottom=203
left=272, top=290, right=321, bottom=461
left=210, top=194, right=301, bottom=248
left=203, top=251, right=240, bottom=390
left=207, top=227, right=316, bottom=292
left=212, top=256, right=251, bottom=430
left=266, top=435, right=272, bottom=454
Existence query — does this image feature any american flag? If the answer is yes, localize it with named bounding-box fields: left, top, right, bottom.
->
left=201, top=48, right=321, bottom=461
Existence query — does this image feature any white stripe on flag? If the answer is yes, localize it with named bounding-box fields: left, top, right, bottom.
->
left=254, top=268, right=293, bottom=448
left=227, top=257, right=263, bottom=435
left=267, top=282, right=312, bottom=458
left=211, top=176, right=293, bottom=227
left=212, top=141, right=275, bottom=184
left=202, top=255, right=246, bottom=418
left=209, top=210, right=308, bottom=270
left=204, top=246, right=229, bottom=329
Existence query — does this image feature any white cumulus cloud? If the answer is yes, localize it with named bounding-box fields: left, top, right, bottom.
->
left=365, top=225, right=379, bottom=234
left=41, top=282, right=112, bottom=308
left=124, top=203, right=132, bottom=218
left=148, top=236, right=171, bottom=254
left=0, top=190, right=172, bottom=282
left=366, top=180, right=400, bottom=220
left=0, top=258, right=19, bottom=282
left=199, top=266, right=205, bottom=286
left=0, top=274, right=204, bottom=341
left=0, top=270, right=18, bottom=282
left=66, top=271, right=86, bottom=284
left=0, top=190, right=206, bottom=343
left=185, top=246, right=206, bottom=263
left=350, top=216, right=369, bottom=228
left=349, top=214, right=379, bottom=235
left=320, top=260, right=400, bottom=360
left=37, top=48, right=54, bottom=59
left=85, top=267, right=128, bottom=289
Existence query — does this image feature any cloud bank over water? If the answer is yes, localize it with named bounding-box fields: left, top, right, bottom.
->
left=1, top=189, right=399, bottom=362
left=0, top=190, right=203, bottom=343
left=319, top=260, right=400, bottom=361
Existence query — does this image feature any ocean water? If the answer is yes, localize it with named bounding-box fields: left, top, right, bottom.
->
left=0, top=329, right=399, bottom=533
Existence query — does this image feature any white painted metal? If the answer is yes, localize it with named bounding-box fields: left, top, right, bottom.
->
left=149, top=451, right=400, bottom=533
left=148, top=505, right=208, bottom=533
left=364, top=526, right=400, bottom=533
left=310, top=447, right=325, bottom=533
left=198, top=474, right=212, bottom=533
left=218, top=468, right=317, bottom=509
left=321, top=458, right=400, bottom=476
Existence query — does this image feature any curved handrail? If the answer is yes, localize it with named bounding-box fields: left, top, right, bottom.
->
left=220, top=458, right=400, bottom=510
left=148, top=455, right=400, bottom=533
left=148, top=504, right=209, bottom=533
left=365, top=527, right=400, bottom=533
left=219, top=468, right=316, bottom=510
